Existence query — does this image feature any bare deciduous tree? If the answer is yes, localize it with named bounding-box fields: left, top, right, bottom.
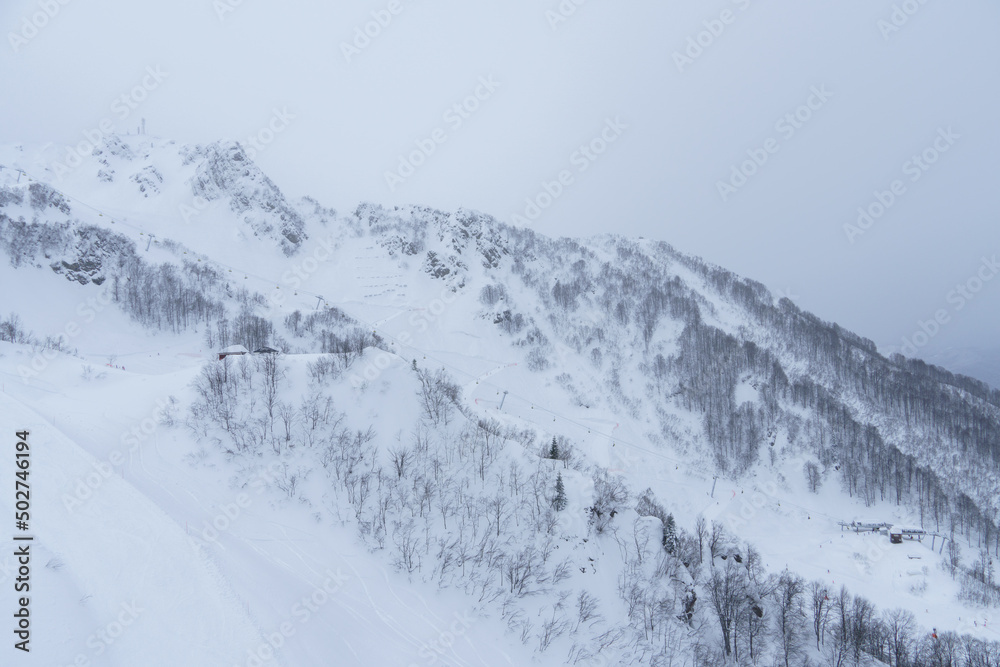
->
left=416, top=367, right=460, bottom=425
left=804, top=461, right=822, bottom=493
left=390, top=445, right=411, bottom=479
left=708, top=521, right=727, bottom=562
left=882, top=607, right=915, bottom=667
left=695, top=515, right=707, bottom=566
left=707, top=559, right=745, bottom=658
left=810, top=579, right=830, bottom=650
left=772, top=571, right=807, bottom=667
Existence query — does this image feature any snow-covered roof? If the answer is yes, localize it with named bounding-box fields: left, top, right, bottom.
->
left=220, top=344, right=249, bottom=354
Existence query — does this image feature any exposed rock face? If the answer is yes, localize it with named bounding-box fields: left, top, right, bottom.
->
left=182, top=141, right=307, bottom=255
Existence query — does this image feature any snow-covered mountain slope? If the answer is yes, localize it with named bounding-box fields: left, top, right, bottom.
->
left=2, top=135, right=1000, bottom=666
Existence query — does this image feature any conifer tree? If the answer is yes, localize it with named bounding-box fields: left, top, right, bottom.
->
left=664, top=513, right=679, bottom=555
left=554, top=473, right=567, bottom=511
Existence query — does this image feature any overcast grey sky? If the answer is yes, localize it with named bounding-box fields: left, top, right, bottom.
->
left=2, top=0, right=998, bottom=375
